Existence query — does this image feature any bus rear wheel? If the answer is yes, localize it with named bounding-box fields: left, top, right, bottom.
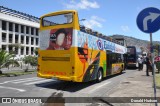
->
left=97, top=69, right=103, bottom=82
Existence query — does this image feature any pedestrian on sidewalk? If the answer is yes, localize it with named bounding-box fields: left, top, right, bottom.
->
left=137, top=56, right=143, bottom=71
left=141, top=56, right=144, bottom=70
left=145, top=55, right=153, bottom=76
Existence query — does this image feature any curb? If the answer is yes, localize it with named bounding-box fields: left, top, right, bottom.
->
left=155, top=74, right=160, bottom=89
left=0, top=71, right=36, bottom=78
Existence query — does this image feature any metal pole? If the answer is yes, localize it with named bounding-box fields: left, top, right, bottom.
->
left=150, top=33, right=158, bottom=106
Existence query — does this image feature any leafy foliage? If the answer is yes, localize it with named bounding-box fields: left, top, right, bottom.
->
left=34, top=48, right=39, bottom=56
left=0, top=49, right=19, bottom=74
left=22, top=55, right=37, bottom=72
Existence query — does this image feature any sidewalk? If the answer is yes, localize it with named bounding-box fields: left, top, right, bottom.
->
left=0, top=66, right=37, bottom=77
left=108, top=67, right=160, bottom=106
left=1, top=66, right=36, bottom=73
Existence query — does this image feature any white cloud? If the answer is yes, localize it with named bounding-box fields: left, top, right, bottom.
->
left=121, top=25, right=130, bottom=32
left=82, top=16, right=105, bottom=29
left=91, top=16, right=106, bottom=22
left=64, top=0, right=100, bottom=10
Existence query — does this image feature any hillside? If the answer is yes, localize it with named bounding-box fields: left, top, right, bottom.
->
left=110, top=34, right=160, bottom=52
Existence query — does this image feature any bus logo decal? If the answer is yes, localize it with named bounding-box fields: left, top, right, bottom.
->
left=97, top=40, right=103, bottom=50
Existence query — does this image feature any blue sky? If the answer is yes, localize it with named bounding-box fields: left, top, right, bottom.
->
left=0, top=0, right=160, bottom=41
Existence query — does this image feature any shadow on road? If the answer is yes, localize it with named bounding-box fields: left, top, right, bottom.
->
left=35, top=72, right=126, bottom=93
left=126, top=67, right=138, bottom=70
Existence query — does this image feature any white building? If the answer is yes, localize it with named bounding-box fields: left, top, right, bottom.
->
left=0, top=6, right=39, bottom=58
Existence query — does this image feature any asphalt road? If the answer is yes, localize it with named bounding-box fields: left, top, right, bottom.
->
left=0, top=68, right=137, bottom=106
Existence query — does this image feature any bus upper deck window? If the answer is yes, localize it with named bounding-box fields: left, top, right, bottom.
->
left=42, top=13, right=73, bottom=27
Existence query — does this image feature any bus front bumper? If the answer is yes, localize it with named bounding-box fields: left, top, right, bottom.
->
left=127, top=63, right=137, bottom=67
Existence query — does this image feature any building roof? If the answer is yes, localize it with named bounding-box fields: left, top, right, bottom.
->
left=0, top=6, right=40, bottom=23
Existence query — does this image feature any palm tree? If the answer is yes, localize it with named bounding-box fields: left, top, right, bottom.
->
left=0, top=49, right=19, bottom=74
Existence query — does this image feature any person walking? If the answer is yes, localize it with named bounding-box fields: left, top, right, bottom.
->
left=145, top=56, right=153, bottom=76
left=141, top=57, right=144, bottom=70
left=137, top=56, right=142, bottom=71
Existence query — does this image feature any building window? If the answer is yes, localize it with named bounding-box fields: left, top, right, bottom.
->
left=31, top=37, right=34, bottom=45
left=2, top=20, right=7, bottom=30
left=26, top=36, right=29, bottom=44
left=21, top=47, right=24, bottom=55
left=26, top=26, right=29, bottom=34
left=36, top=38, right=39, bottom=45
left=15, top=47, right=18, bottom=55
left=26, top=47, right=29, bottom=55
left=2, top=45, right=6, bottom=51
left=9, top=46, right=13, bottom=53
left=21, top=25, right=24, bottom=33
left=9, top=34, right=13, bottom=43
left=2, top=33, right=6, bottom=42
left=31, top=27, right=34, bottom=35
left=21, top=36, right=24, bottom=44
left=31, top=47, right=34, bottom=55
left=15, top=24, right=19, bottom=32
left=9, top=22, right=13, bottom=31
left=15, top=34, right=19, bottom=43
left=36, top=28, right=39, bottom=36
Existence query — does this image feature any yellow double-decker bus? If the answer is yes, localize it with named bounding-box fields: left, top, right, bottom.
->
left=37, top=10, right=127, bottom=82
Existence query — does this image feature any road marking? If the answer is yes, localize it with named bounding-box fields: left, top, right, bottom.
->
left=12, top=78, right=41, bottom=84
left=0, top=77, right=38, bottom=84
left=88, top=81, right=111, bottom=93
left=24, top=79, right=53, bottom=85
left=0, top=86, right=26, bottom=92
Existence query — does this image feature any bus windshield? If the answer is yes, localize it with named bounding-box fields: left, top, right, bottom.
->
left=42, top=13, right=73, bottom=26
left=127, top=48, right=135, bottom=55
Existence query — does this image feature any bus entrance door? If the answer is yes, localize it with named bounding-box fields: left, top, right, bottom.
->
left=107, top=51, right=112, bottom=76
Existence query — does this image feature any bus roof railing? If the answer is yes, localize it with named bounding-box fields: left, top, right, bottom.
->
left=80, top=25, right=123, bottom=46
left=0, top=6, right=40, bottom=23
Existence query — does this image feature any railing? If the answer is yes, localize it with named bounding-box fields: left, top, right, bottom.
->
left=0, top=6, right=40, bottom=23
left=80, top=25, right=123, bottom=46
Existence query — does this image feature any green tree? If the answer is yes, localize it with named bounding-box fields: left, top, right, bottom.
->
left=154, top=44, right=160, bottom=56
left=30, top=56, right=38, bottom=67
left=34, top=48, right=39, bottom=56
left=8, top=43, right=21, bottom=54
left=22, top=55, right=37, bottom=72
left=0, top=49, right=19, bottom=74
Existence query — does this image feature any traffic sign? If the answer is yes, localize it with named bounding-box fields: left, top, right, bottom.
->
left=137, top=7, right=160, bottom=33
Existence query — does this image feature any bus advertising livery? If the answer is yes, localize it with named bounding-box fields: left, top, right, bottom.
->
left=37, top=10, right=127, bottom=82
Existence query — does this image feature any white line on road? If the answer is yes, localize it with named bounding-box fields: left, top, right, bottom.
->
left=12, top=78, right=41, bottom=84
left=0, top=77, right=38, bottom=84
left=24, top=79, right=53, bottom=85
left=0, top=86, right=26, bottom=92
left=88, top=81, right=111, bottom=93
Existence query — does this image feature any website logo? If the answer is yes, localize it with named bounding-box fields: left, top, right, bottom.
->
left=2, top=98, right=11, bottom=103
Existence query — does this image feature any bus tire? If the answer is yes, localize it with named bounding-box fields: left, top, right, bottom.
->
left=96, top=68, right=103, bottom=82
